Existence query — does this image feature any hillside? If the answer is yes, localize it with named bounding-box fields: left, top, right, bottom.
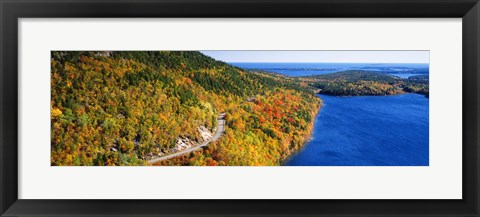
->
left=302, top=70, right=429, bottom=97
left=51, top=51, right=321, bottom=166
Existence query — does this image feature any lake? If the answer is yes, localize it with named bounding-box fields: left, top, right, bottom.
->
left=230, top=62, right=429, bottom=77
left=389, top=73, right=424, bottom=79
left=284, top=94, right=429, bottom=166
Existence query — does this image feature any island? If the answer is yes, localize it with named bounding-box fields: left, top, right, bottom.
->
left=299, top=70, right=429, bottom=97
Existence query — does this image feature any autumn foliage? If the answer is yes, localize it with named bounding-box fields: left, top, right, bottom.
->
left=51, top=51, right=321, bottom=166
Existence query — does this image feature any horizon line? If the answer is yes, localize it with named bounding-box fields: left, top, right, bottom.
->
left=227, top=61, right=429, bottom=64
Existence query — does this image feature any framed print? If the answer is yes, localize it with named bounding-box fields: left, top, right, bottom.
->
left=1, top=0, right=479, bottom=216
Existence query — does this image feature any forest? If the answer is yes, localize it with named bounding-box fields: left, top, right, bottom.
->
left=51, top=51, right=321, bottom=166
left=302, top=71, right=429, bottom=97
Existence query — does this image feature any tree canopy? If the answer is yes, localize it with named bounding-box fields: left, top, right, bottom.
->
left=51, top=51, right=321, bottom=166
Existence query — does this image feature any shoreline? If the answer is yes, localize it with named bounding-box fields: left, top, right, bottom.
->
left=280, top=91, right=429, bottom=166
left=318, top=91, right=429, bottom=98
left=280, top=94, right=323, bottom=165
left=281, top=92, right=429, bottom=165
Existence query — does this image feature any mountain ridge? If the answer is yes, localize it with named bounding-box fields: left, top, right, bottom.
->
left=51, top=51, right=321, bottom=166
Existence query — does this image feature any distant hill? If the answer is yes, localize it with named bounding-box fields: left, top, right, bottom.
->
left=407, top=74, right=429, bottom=83
left=302, top=70, right=429, bottom=97
left=309, top=70, right=401, bottom=83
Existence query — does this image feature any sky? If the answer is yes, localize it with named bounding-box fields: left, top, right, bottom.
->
left=200, top=51, right=429, bottom=63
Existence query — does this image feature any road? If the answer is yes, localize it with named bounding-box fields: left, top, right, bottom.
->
left=147, top=113, right=225, bottom=164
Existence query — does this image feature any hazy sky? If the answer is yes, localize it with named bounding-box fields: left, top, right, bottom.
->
left=201, top=51, right=429, bottom=63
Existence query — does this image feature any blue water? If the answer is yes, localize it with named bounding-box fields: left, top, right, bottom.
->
left=230, top=62, right=429, bottom=77
left=389, top=73, right=424, bottom=79
left=285, top=94, right=429, bottom=166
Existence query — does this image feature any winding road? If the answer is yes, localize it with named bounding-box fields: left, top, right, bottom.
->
left=148, top=113, right=226, bottom=164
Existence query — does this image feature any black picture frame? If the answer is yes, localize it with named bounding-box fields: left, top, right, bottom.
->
left=1, top=0, right=479, bottom=216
